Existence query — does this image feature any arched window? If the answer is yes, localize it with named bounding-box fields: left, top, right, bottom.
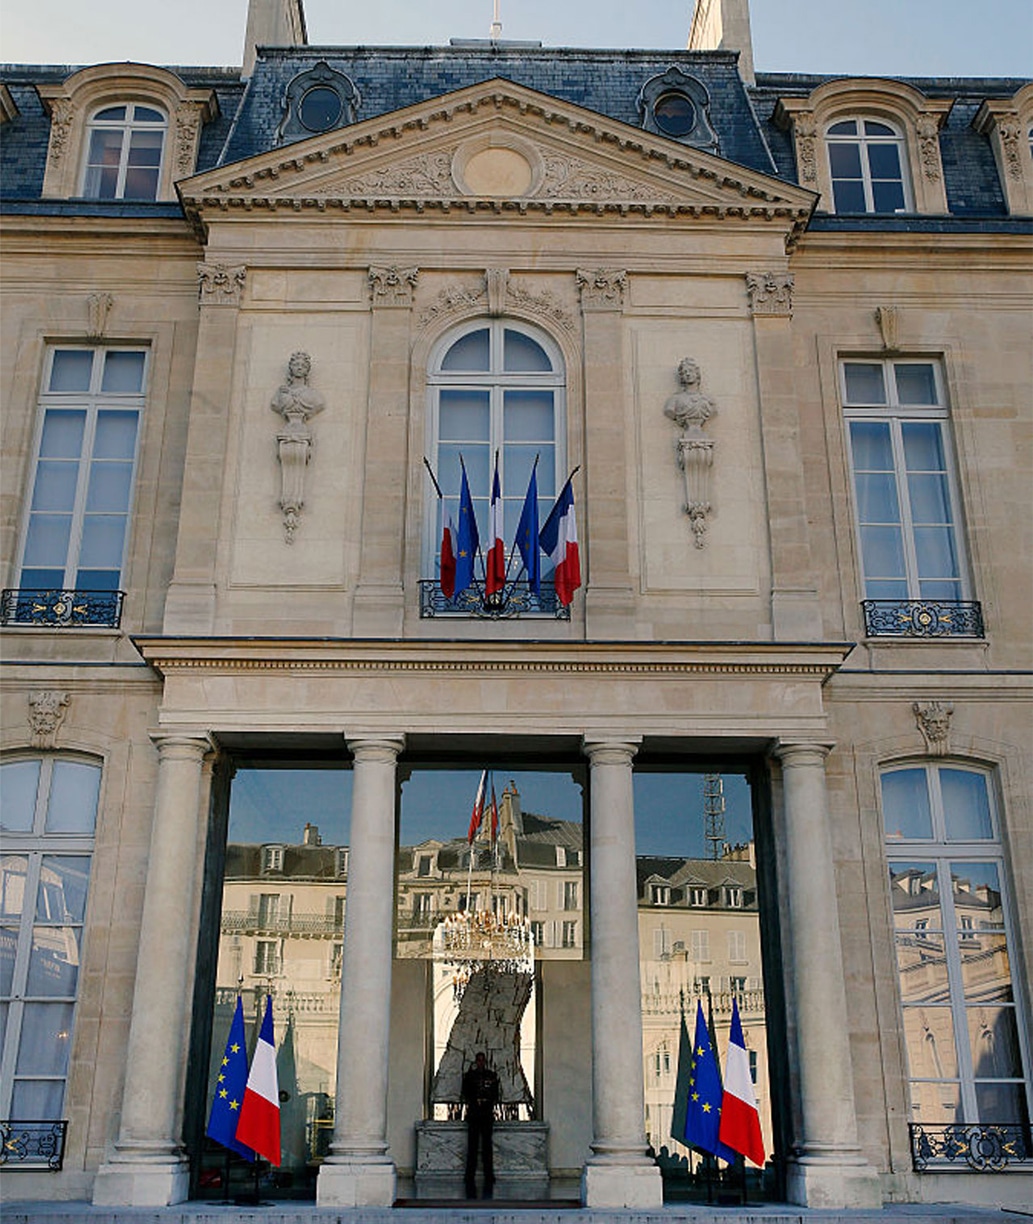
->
left=826, top=118, right=910, bottom=213
left=425, top=320, right=566, bottom=608
left=82, top=102, right=166, bottom=200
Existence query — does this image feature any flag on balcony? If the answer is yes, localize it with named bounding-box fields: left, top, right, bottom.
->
left=682, top=999, right=737, bottom=1163
left=718, top=997, right=766, bottom=1167
left=467, top=769, right=489, bottom=843
left=235, top=995, right=281, bottom=1166
left=539, top=473, right=580, bottom=606
left=455, top=460, right=479, bottom=596
left=515, top=459, right=541, bottom=595
left=440, top=512, right=457, bottom=599
left=205, top=995, right=256, bottom=1161
left=670, top=1002, right=693, bottom=1147
left=485, top=455, right=506, bottom=596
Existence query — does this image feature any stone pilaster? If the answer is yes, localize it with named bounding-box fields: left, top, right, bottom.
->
left=352, top=268, right=419, bottom=636
left=576, top=269, right=635, bottom=636
left=164, top=263, right=247, bottom=633
left=580, top=737, right=662, bottom=1208
left=774, top=742, right=881, bottom=1208
left=317, top=735, right=405, bottom=1207
left=93, top=733, right=212, bottom=1207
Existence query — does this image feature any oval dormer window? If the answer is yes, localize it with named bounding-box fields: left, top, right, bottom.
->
left=653, top=91, right=696, bottom=138
left=299, top=85, right=343, bottom=133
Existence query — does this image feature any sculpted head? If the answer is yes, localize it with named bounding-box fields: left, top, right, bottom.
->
left=287, top=351, right=312, bottom=381
left=677, top=357, right=701, bottom=389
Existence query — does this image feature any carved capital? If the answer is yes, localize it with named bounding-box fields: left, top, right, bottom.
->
left=369, top=265, right=419, bottom=307
left=576, top=268, right=627, bottom=311
left=746, top=270, right=793, bottom=317
left=87, top=292, right=114, bottom=341
left=28, top=691, right=71, bottom=749
left=913, top=701, right=954, bottom=757
left=197, top=262, right=246, bottom=306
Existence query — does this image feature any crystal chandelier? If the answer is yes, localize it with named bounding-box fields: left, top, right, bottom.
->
left=434, top=909, right=534, bottom=1000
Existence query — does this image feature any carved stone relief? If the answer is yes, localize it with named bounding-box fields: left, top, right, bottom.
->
left=575, top=268, right=627, bottom=310
left=916, top=114, right=943, bottom=182
left=28, top=690, right=70, bottom=749
left=271, top=352, right=326, bottom=543
left=87, top=292, right=114, bottom=341
left=793, top=112, right=818, bottom=185
left=485, top=267, right=509, bottom=317
left=343, top=152, right=454, bottom=197
left=369, top=265, right=419, bottom=307
left=197, top=262, right=246, bottom=306
left=913, top=700, right=954, bottom=757
left=997, top=115, right=1025, bottom=180
left=174, top=102, right=203, bottom=178
left=46, top=98, right=74, bottom=167
left=875, top=305, right=900, bottom=351
left=745, top=270, right=794, bottom=317
left=664, top=357, right=717, bottom=547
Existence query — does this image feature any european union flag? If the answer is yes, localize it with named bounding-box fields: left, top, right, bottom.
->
left=515, top=460, right=541, bottom=595
left=206, top=995, right=256, bottom=1160
left=682, top=999, right=737, bottom=1163
left=455, top=460, right=480, bottom=596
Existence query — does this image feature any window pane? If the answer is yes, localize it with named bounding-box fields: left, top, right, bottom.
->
left=11, top=1078, right=66, bottom=1119
left=894, top=363, right=938, bottom=406
left=844, top=364, right=887, bottom=405
left=0, top=926, right=16, bottom=995
left=503, top=330, right=552, bottom=372
left=828, top=142, right=863, bottom=177
left=23, top=514, right=72, bottom=568
left=502, top=445, right=544, bottom=498
left=855, top=472, right=900, bottom=523
left=49, top=353, right=93, bottom=395
left=882, top=771, right=934, bottom=839
left=896, top=932, right=949, bottom=1003
left=440, top=329, right=489, bottom=372
left=85, top=462, right=134, bottom=513
left=1, top=760, right=42, bottom=833
left=871, top=179, right=906, bottom=213
left=15, top=1000, right=75, bottom=1075
left=827, top=120, right=857, bottom=135
left=968, top=1007, right=1023, bottom=1078
left=958, top=931, right=1011, bottom=1003
left=46, top=761, right=101, bottom=835
left=40, top=410, right=86, bottom=457
left=903, top=1007, right=958, bottom=1077
left=902, top=422, right=946, bottom=472
left=94, top=106, right=126, bottom=121
left=918, top=579, right=962, bottom=601
left=27, top=924, right=82, bottom=996
left=849, top=419, right=893, bottom=467
left=94, top=410, right=140, bottom=459
left=889, top=861, right=939, bottom=918
left=909, top=1079, right=961, bottom=1124
left=941, top=772, right=993, bottom=840
left=127, top=130, right=163, bottom=166
left=123, top=166, right=160, bottom=201
left=36, top=856, right=91, bottom=924
left=831, top=179, right=867, bottom=213
left=30, top=462, right=78, bottom=513
left=101, top=354, right=146, bottom=397
left=78, top=514, right=127, bottom=568
left=1, top=856, right=29, bottom=919
left=504, top=390, right=554, bottom=440
left=913, top=526, right=958, bottom=580
left=867, top=143, right=903, bottom=179
left=133, top=105, right=164, bottom=123
left=907, top=473, right=952, bottom=525
left=974, top=1080, right=1030, bottom=1125
left=864, top=120, right=897, bottom=136
left=438, top=390, right=490, bottom=440
left=860, top=524, right=907, bottom=579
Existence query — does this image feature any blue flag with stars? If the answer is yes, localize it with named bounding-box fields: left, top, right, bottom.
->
left=515, top=459, right=541, bottom=595
left=682, top=999, right=737, bottom=1163
left=454, top=460, right=480, bottom=597
left=206, top=995, right=256, bottom=1160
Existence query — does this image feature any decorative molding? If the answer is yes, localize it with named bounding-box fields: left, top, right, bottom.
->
left=745, top=270, right=793, bottom=317
left=506, top=282, right=575, bottom=333
left=485, top=267, right=509, bottom=317
left=991, top=114, right=1026, bottom=181
left=46, top=98, right=74, bottom=168
left=576, top=268, right=627, bottom=311
left=793, top=112, right=818, bottom=185
left=197, top=262, right=246, bottom=306
left=271, top=352, right=326, bottom=544
left=174, top=102, right=203, bottom=178
left=916, top=113, right=943, bottom=182
left=875, top=305, right=900, bottom=352
left=664, top=357, right=717, bottom=547
left=87, top=292, right=114, bottom=341
left=913, top=700, right=954, bottom=757
left=342, top=151, right=454, bottom=197
left=540, top=154, right=677, bottom=204
left=369, top=265, right=419, bottom=307
left=417, top=281, right=486, bottom=328
left=28, top=690, right=70, bottom=749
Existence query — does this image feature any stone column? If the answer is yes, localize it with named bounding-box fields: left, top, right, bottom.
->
left=581, top=737, right=662, bottom=1208
left=774, top=742, right=881, bottom=1208
left=352, top=267, right=418, bottom=636
left=93, top=733, right=212, bottom=1206
left=317, top=734, right=405, bottom=1207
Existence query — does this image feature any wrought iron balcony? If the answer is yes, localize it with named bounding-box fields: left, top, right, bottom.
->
left=419, top=578, right=570, bottom=620
left=909, top=1122, right=1031, bottom=1172
left=1, top=588, right=124, bottom=628
left=0, top=1120, right=68, bottom=1170
left=862, top=599, right=984, bottom=638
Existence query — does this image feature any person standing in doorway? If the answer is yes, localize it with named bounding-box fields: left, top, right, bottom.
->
left=461, top=1051, right=499, bottom=1198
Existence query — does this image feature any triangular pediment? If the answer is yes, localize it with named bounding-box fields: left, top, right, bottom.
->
left=180, top=78, right=814, bottom=236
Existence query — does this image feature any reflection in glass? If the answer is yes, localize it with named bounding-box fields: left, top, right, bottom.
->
left=968, top=1006, right=1023, bottom=1079
left=974, top=1080, right=1031, bottom=1126
left=902, top=1007, right=958, bottom=1079
left=881, top=769, right=933, bottom=840
left=15, top=1001, right=75, bottom=1075
left=27, top=924, right=82, bottom=996
left=957, top=930, right=1011, bottom=1003
left=888, top=861, right=939, bottom=923
left=908, top=1078, right=961, bottom=1125
left=0, top=762, right=41, bottom=833
left=941, top=770, right=993, bottom=840
left=895, top=932, right=949, bottom=1004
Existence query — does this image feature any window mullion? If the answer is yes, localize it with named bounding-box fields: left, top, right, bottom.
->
left=935, top=857, right=979, bottom=1120
left=890, top=415, right=922, bottom=598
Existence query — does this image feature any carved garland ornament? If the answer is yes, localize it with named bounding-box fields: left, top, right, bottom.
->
left=576, top=268, right=627, bottom=310
left=28, top=691, right=70, bottom=749
left=270, top=352, right=326, bottom=543
left=916, top=114, right=943, bottom=183
left=664, top=357, right=717, bottom=547
left=369, top=265, right=419, bottom=307
left=793, top=113, right=819, bottom=186
left=197, top=263, right=246, bottom=306
left=997, top=115, right=1025, bottom=181
left=745, top=270, right=794, bottom=317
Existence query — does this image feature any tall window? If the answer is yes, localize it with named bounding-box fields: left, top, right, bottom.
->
left=18, top=347, right=146, bottom=595
left=826, top=118, right=909, bottom=213
left=0, top=756, right=100, bottom=1119
left=883, top=764, right=1031, bottom=1128
left=426, top=320, right=564, bottom=582
left=82, top=103, right=166, bottom=201
left=843, top=358, right=968, bottom=605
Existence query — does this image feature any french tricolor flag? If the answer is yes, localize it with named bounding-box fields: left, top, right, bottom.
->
left=440, top=512, right=457, bottom=599
left=539, top=473, right=581, bottom=606
left=485, top=456, right=506, bottom=596
left=467, top=769, right=489, bottom=843
left=717, top=996, right=766, bottom=1167
left=235, top=996, right=281, bottom=1167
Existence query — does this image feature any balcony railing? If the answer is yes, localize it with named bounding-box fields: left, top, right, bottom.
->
left=862, top=599, right=984, bottom=638
left=220, top=910, right=341, bottom=937
left=0, top=1120, right=68, bottom=1170
left=419, top=578, right=570, bottom=620
left=909, top=1122, right=1031, bottom=1172
left=1, top=588, right=124, bottom=628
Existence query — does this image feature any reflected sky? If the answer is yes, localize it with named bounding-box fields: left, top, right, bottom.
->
left=635, top=772, right=753, bottom=857
left=228, top=768, right=352, bottom=844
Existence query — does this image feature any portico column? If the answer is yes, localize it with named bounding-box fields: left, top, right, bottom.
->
left=774, top=742, right=881, bottom=1208
left=93, top=733, right=212, bottom=1206
left=317, top=734, right=405, bottom=1206
left=581, top=737, right=662, bottom=1208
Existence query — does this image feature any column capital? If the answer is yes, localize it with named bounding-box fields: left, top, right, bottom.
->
left=582, top=735, right=641, bottom=766
left=196, top=261, right=246, bottom=307
left=368, top=264, right=418, bottom=307
left=771, top=740, right=833, bottom=768
left=148, top=730, right=214, bottom=760
left=345, top=733, right=406, bottom=763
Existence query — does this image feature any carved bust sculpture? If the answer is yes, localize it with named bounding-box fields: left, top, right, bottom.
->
left=271, top=351, right=326, bottom=429
left=663, top=357, right=717, bottom=436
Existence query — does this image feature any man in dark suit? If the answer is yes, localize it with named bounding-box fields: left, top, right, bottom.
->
left=461, top=1051, right=499, bottom=1198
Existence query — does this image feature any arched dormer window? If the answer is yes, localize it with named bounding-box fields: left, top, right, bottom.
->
left=82, top=102, right=167, bottom=201
left=424, top=319, right=566, bottom=616
left=826, top=117, right=910, bottom=214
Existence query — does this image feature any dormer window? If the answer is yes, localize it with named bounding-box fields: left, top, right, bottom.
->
left=650, top=884, right=671, bottom=906
left=277, top=62, right=360, bottom=145
left=637, top=66, right=719, bottom=151
left=83, top=103, right=166, bottom=200
left=262, top=844, right=284, bottom=873
left=826, top=118, right=909, bottom=214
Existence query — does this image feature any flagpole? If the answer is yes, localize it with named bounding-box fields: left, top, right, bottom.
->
left=422, top=455, right=444, bottom=499
left=502, top=452, right=538, bottom=589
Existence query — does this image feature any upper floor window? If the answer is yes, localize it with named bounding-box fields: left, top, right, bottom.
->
left=827, top=118, right=910, bottom=214
left=843, top=358, right=975, bottom=626
left=650, top=884, right=671, bottom=906
left=16, top=346, right=146, bottom=600
left=82, top=103, right=167, bottom=201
